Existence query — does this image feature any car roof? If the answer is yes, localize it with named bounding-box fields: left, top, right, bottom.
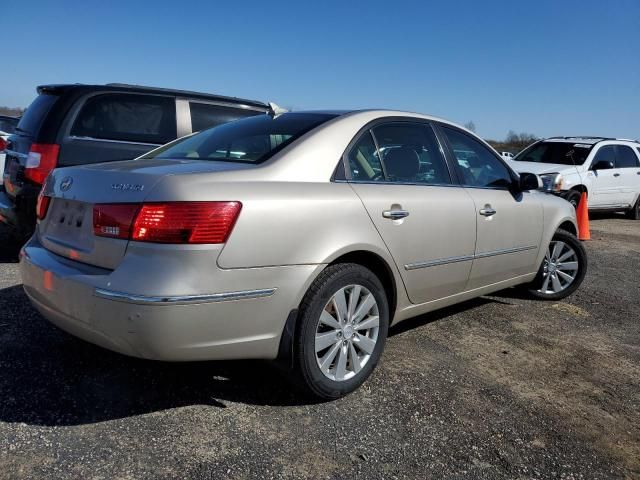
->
left=36, top=83, right=269, bottom=110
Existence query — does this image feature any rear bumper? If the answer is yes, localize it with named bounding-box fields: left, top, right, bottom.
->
left=20, top=237, right=322, bottom=361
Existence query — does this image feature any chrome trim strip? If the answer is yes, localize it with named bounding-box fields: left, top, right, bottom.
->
left=474, top=245, right=538, bottom=259
left=94, top=287, right=276, bottom=305
left=68, top=136, right=162, bottom=147
left=405, top=254, right=474, bottom=270
left=404, top=245, right=538, bottom=270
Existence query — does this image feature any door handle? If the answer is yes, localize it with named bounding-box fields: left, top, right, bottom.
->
left=613, top=173, right=621, bottom=177
left=636, top=171, right=640, bottom=175
left=382, top=209, right=409, bottom=220
left=479, top=207, right=497, bottom=217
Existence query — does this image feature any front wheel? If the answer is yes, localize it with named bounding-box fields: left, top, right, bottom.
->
left=564, top=190, right=582, bottom=210
left=293, top=263, right=389, bottom=399
left=626, top=196, right=640, bottom=220
left=527, top=229, right=587, bottom=300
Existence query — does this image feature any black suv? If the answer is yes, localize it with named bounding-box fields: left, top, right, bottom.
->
left=1, top=83, right=270, bottom=240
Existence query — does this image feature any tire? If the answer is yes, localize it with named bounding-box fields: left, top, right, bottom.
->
left=625, top=196, right=640, bottom=220
left=293, top=263, right=389, bottom=400
left=527, top=229, right=587, bottom=300
left=564, top=190, right=582, bottom=210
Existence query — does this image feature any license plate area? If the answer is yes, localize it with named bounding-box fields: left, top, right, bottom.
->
left=41, top=199, right=94, bottom=252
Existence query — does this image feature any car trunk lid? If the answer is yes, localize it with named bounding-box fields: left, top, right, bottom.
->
left=38, top=159, right=252, bottom=269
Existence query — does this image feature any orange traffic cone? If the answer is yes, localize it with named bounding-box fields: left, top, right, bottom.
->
left=576, top=192, right=591, bottom=241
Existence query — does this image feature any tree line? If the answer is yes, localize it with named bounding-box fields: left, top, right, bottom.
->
left=465, top=121, right=537, bottom=154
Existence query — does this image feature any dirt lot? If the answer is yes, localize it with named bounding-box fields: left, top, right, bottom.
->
left=0, top=216, right=638, bottom=479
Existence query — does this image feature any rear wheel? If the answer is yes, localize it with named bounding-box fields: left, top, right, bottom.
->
left=527, top=229, right=587, bottom=300
left=626, top=196, right=640, bottom=220
left=293, top=263, right=389, bottom=399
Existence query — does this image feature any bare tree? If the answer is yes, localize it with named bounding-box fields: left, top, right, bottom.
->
left=464, top=121, right=476, bottom=133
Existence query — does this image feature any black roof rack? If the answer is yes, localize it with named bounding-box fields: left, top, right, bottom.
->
left=547, top=136, right=616, bottom=141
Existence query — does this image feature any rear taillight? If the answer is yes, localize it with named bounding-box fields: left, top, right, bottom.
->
left=93, top=204, right=140, bottom=240
left=93, top=201, right=242, bottom=244
left=25, top=143, right=60, bottom=184
left=36, top=193, right=51, bottom=220
left=0, top=138, right=7, bottom=151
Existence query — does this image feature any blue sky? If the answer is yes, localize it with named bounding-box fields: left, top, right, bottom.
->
left=3, top=0, right=639, bottom=140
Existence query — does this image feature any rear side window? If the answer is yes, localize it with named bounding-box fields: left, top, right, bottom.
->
left=16, top=94, right=58, bottom=136
left=71, top=94, right=176, bottom=144
left=347, top=131, right=384, bottom=182
left=442, top=126, right=513, bottom=188
left=189, top=102, right=261, bottom=132
left=372, top=123, right=450, bottom=184
left=615, top=145, right=640, bottom=168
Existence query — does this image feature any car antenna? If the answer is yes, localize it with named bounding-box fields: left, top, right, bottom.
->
left=268, top=102, right=288, bottom=118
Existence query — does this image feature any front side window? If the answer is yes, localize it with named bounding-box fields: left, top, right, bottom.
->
left=615, top=145, right=640, bottom=168
left=514, top=142, right=593, bottom=166
left=592, top=145, right=616, bottom=167
left=71, top=94, right=176, bottom=144
left=372, top=123, right=450, bottom=184
left=144, top=112, right=337, bottom=164
left=189, top=102, right=262, bottom=132
left=442, top=126, right=513, bottom=188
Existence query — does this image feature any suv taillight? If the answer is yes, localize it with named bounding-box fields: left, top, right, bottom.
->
left=36, top=192, right=51, bottom=220
left=93, top=201, right=242, bottom=244
left=0, top=138, right=7, bottom=151
left=25, top=143, right=60, bottom=184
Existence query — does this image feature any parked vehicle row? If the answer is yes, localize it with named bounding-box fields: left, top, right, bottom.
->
left=1, top=83, right=271, bottom=241
left=0, top=115, right=19, bottom=183
left=508, top=136, right=640, bottom=219
left=20, top=109, right=587, bottom=399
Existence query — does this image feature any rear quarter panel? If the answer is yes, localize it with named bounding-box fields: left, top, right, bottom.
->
left=144, top=177, right=397, bottom=270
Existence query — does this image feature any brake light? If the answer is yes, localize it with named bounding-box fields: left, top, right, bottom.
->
left=93, top=204, right=140, bottom=240
left=93, top=201, right=242, bottom=244
left=0, top=138, right=7, bottom=151
left=25, top=143, right=60, bottom=184
left=36, top=193, right=51, bottom=220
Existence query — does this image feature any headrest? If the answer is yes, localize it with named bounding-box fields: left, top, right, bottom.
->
left=384, top=147, right=420, bottom=180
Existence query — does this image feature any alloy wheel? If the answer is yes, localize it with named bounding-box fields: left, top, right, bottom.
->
left=314, top=284, right=380, bottom=382
left=538, top=241, right=579, bottom=294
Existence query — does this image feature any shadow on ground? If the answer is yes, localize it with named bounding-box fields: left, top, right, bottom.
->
left=0, top=281, right=502, bottom=427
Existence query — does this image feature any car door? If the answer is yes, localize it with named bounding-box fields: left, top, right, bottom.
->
left=614, top=145, right=640, bottom=206
left=439, top=125, right=543, bottom=290
left=345, top=121, right=477, bottom=304
left=589, top=145, right=623, bottom=207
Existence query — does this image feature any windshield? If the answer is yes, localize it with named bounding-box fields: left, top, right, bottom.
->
left=514, top=141, right=593, bottom=166
left=144, top=112, right=338, bottom=164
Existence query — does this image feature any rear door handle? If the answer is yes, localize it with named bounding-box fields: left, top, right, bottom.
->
left=613, top=173, right=621, bottom=177
left=479, top=207, right=497, bottom=217
left=382, top=209, right=409, bottom=220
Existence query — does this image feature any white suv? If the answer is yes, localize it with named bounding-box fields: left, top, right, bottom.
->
left=508, top=137, right=640, bottom=219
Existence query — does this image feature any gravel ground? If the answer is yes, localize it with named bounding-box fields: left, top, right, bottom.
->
left=0, top=216, right=638, bottom=479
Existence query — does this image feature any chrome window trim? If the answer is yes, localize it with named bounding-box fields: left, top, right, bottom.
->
left=67, top=135, right=162, bottom=147
left=404, top=245, right=537, bottom=270
left=178, top=97, right=268, bottom=113
left=94, top=287, right=277, bottom=305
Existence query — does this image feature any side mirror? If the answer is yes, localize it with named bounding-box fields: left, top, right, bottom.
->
left=591, top=160, right=614, bottom=171
left=518, top=172, right=543, bottom=191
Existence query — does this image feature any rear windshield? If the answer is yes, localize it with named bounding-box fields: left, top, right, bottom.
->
left=0, top=117, right=18, bottom=134
left=514, top=141, right=593, bottom=166
left=144, top=113, right=338, bottom=164
left=15, top=94, right=58, bottom=136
